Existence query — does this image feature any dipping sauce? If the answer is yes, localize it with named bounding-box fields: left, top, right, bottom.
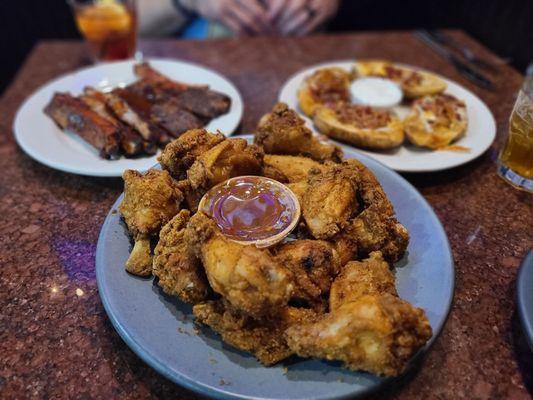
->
left=350, top=77, right=403, bottom=108
left=199, top=176, right=300, bottom=247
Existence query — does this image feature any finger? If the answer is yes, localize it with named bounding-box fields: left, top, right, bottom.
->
left=294, top=13, right=325, bottom=35
left=220, top=13, right=247, bottom=35
left=279, top=10, right=310, bottom=35
left=267, top=0, right=286, bottom=22
left=235, top=0, right=270, bottom=30
left=226, top=6, right=262, bottom=34
left=276, top=0, right=307, bottom=28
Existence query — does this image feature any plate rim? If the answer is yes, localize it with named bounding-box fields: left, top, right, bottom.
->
left=95, top=135, right=455, bottom=399
left=278, top=59, right=496, bottom=173
left=13, top=57, right=244, bottom=178
left=517, top=249, right=533, bottom=350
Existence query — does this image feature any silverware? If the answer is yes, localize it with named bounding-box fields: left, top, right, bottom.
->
left=414, top=30, right=495, bottom=90
left=422, top=30, right=500, bottom=72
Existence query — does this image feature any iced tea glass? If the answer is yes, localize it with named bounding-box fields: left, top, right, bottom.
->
left=69, top=0, right=137, bottom=62
left=497, top=73, right=533, bottom=192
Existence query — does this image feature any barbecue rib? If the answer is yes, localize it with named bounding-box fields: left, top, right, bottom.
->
left=44, top=92, right=120, bottom=159
left=80, top=87, right=144, bottom=157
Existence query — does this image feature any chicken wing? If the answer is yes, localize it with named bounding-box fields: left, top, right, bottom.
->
left=158, top=129, right=225, bottom=179
left=255, top=102, right=342, bottom=162
left=274, top=239, right=340, bottom=309
left=187, top=138, right=263, bottom=190
left=286, top=294, right=431, bottom=376
left=119, top=169, right=183, bottom=276
left=185, top=212, right=293, bottom=317
left=286, top=252, right=431, bottom=376
left=329, top=251, right=397, bottom=310
left=153, top=210, right=210, bottom=304
left=300, top=159, right=409, bottom=262
left=262, top=154, right=329, bottom=183
left=194, top=300, right=317, bottom=365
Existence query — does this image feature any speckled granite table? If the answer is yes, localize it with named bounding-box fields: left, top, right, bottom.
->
left=1, top=31, right=532, bottom=400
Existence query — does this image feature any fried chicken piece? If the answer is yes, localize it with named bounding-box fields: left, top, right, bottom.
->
left=300, top=159, right=408, bottom=262
left=194, top=300, right=318, bottom=365
left=255, top=103, right=342, bottom=162
left=158, top=129, right=225, bottom=179
left=343, top=159, right=409, bottom=262
left=153, top=210, right=210, bottom=303
left=262, top=154, right=329, bottom=183
left=185, top=212, right=293, bottom=317
left=286, top=294, right=432, bottom=376
left=119, top=169, right=183, bottom=276
left=329, top=251, right=397, bottom=310
left=302, top=164, right=359, bottom=240
left=286, top=252, right=431, bottom=376
left=175, top=179, right=204, bottom=212
left=187, top=138, right=263, bottom=190
left=274, top=240, right=340, bottom=309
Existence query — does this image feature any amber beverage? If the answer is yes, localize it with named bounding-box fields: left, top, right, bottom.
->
left=71, top=0, right=137, bottom=61
left=497, top=73, right=533, bottom=192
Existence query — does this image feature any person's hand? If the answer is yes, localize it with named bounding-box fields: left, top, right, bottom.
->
left=268, top=0, right=340, bottom=35
left=180, top=0, right=270, bottom=35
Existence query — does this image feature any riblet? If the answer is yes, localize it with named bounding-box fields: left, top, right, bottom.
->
left=151, top=98, right=205, bottom=137
left=44, top=92, right=120, bottom=159
left=81, top=87, right=143, bottom=157
left=132, top=62, right=231, bottom=119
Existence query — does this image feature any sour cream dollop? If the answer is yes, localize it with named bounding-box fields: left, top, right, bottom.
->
left=350, top=77, right=403, bottom=108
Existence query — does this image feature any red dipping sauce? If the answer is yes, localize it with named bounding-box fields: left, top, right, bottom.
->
left=199, top=176, right=300, bottom=247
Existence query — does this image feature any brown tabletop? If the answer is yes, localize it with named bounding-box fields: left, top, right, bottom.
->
left=1, top=31, right=532, bottom=400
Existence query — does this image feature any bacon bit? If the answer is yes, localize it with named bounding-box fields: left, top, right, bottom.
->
left=334, top=104, right=391, bottom=129
left=309, top=69, right=350, bottom=104
left=438, top=144, right=471, bottom=153
left=384, top=65, right=422, bottom=86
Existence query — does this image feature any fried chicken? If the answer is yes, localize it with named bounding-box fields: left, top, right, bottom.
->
left=262, top=154, right=329, bottom=183
left=187, top=138, right=263, bottom=191
left=158, top=129, right=225, bottom=179
left=329, top=251, right=397, bottom=310
left=185, top=212, right=293, bottom=317
left=153, top=210, right=210, bottom=304
left=286, top=252, right=432, bottom=376
left=119, top=169, right=183, bottom=276
left=299, top=159, right=409, bottom=263
left=286, top=294, right=431, bottom=376
left=255, top=103, right=342, bottom=162
left=274, top=239, right=340, bottom=309
left=193, top=300, right=317, bottom=365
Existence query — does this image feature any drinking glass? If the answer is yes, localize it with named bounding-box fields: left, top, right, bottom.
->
left=68, top=0, right=138, bottom=62
left=497, top=71, right=533, bottom=192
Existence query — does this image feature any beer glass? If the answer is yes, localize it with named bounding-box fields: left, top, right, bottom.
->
left=497, top=70, right=533, bottom=192
left=68, top=0, right=138, bottom=61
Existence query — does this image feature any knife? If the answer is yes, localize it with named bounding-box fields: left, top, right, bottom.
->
left=414, top=30, right=495, bottom=90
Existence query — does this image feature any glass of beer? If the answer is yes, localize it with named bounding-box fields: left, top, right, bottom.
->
left=69, top=0, right=137, bottom=62
left=497, top=70, right=533, bottom=192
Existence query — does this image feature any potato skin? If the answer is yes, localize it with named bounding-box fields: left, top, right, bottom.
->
left=404, top=94, right=468, bottom=149
left=314, top=106, right=404, bottom=150
left=352, top=60, right=447, bottom=98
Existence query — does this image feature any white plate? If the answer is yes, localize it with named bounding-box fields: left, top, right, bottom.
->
left=279, top=61, right=496, bottom=173
left=14, top=58, right=243, bottom=177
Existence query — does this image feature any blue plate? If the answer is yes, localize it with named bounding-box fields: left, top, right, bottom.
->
left=517, top=250, right=533, bottom=351
left=96, top=135, right=454, bottom=400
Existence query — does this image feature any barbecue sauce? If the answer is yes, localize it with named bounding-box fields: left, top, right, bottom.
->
left=199, top=176, right=300, bottom=246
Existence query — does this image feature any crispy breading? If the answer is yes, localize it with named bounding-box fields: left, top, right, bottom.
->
left=187, top=138, right=263, bottom=190
left=194, top=300, right=318, bottom=365
left=153, top=210, right=210, bottom=304
left=119, top=169, right=183, bottom=276
left=255, top=102, right=342, bottom=162
left=158, top=129, right=225, bottom=179
left=262, top=154, right=329, bottom=183
left=185, top=212, right=293, bottom=318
